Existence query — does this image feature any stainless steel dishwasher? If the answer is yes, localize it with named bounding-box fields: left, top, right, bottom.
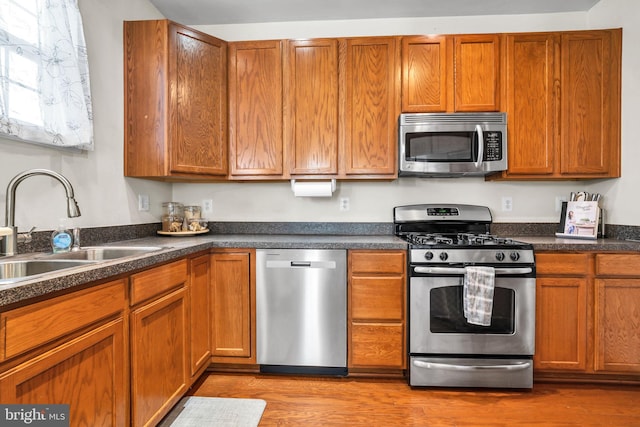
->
left=256, top=249, right=347, bottom=375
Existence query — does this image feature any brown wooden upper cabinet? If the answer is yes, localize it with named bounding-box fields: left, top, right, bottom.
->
left=401, top=34, right=501, bottom=112
left=124, top=20, right=228, bottom=180
left=560, top=30, right=621, bottom=178
left=228, top=36, right=399, bottom=179
left=285, top=39, right=341, bottom=176
left=284, top=37, right=399, bottom=178
left=496, top=29, right=621, bottom=180
left=342, top=37, right=400, bottom=177
left=228, top=40, right=284, bottom=179
left=124, top=21, right=621, bottom=182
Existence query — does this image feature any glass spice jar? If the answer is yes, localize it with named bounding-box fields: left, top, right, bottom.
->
left=162, top=202, right=184, bottom=217
left=183, top=205, right=201, bottom=220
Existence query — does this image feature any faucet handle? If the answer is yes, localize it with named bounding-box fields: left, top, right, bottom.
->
left=17, top=226, right=36, bottom=244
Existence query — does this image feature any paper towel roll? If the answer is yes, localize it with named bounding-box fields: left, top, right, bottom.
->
left=291, top=179, right=336, bottom=197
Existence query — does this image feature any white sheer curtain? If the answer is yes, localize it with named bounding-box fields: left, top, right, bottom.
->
left=0, top=0, right=94, bottom=150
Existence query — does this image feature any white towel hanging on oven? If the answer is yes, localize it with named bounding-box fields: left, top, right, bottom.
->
left=463, top=266, right=495, bottom=326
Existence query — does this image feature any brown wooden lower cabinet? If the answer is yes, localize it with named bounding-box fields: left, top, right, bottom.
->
left=210, top=249, right=256, bottom=364
left=0, top=256, right=206, bottom=427
left=594, top=254, right=640, bottom=374
left=0, top=280, right=127, bottom=426
left=188, top=254, right=212, bottom=380
left=348, top=250, right=406, bottom=372
left=0, top=319, right=127, bottom=426
left=535, top=276, right=589, bottom=371
left=535, top=252, right=640, bottom=382
left=130, top=261, right=189, bottom=427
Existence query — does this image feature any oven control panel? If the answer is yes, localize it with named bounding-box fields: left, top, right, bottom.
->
left=410, top=248, right=535, bottom=265
left=426, top=207, right=459, bottom=216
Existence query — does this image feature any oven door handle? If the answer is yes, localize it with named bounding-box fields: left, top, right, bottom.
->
left=413, top=266, right=533, bottom=275
left=413, top=360, right=532, bottom=371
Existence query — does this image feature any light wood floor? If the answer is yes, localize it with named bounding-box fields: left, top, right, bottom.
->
left=190, top=373, right=640, bottom=426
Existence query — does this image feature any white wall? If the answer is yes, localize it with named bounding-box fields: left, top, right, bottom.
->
left=0, top=0, right=637, bottom=233
left=0, top=0, right=171, bottom=233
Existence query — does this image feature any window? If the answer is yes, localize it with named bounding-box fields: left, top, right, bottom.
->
left=0, top=0, right=94, bottom=150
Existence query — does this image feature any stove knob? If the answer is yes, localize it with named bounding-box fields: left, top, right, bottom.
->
left=424, top=251, right=434, bottom=261
left=495, top=252, right=505, bottom=261
left=510, top=252, right=520, bottom=261
left=439, top=252, right=449, bottom=261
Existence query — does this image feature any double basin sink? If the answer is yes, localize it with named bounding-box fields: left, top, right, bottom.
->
left=0, top=246, right=165, bottom=285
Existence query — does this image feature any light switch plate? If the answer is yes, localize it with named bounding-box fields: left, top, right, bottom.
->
left=138, top=194, right=149, bottom=211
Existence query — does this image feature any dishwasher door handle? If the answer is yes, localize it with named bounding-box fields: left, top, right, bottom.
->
left=290, top=261, right=312, bottom=267
left=266, top=260, right=337, bottom=269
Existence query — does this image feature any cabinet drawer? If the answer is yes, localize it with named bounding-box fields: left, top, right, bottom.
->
left=350, top=322, right=404, bottom=368
left=130, top=259, right=188, bottom=305
left=535, top=253, right=590, bottom=275
left=351, top=277, right=404, bottom=320
left=1, top=280, right=125, bottom=361
left=595, top=254, right=640, bottom=276
left=350, top=250, right=405, bottom=274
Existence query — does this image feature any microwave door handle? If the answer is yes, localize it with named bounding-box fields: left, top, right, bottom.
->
left=474, top=124, right=484, bottom=168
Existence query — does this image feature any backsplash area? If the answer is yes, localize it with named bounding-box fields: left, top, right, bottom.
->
left=14, top=222, right=640, bottom=254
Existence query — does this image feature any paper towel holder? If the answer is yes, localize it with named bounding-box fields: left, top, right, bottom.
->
left=290, top=179, right=337, bottom=197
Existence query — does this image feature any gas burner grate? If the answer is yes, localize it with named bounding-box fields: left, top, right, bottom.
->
left=402, top=232, right=525, bottom=248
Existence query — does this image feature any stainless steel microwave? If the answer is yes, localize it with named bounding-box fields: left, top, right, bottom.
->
left=399, top=112, right=507, bottom=177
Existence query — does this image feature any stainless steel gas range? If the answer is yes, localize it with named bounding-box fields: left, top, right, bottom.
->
left=394, top=204, right=536, bottom=389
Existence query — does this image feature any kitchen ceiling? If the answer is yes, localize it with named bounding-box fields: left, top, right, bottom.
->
left=149, top=0, right=602, bottom=25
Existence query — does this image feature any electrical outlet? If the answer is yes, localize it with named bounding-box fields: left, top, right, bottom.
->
left=501, top=196, right=513, bottom=212
left=339, top=197, right=350, bottom=212
left=138, top=194, right=149, bottom=211
left=202, top=199, right=213, bottom=215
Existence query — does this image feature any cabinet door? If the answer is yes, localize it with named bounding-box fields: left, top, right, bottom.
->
left=454, top=34, right=501, bottom=111
left=350, top=275, right=405, bottom=369
left=124, top=20, right=227, bottom=180
left=229, top=40, right=284, bottom=178
left=0, top=319, right=127, bottom=427
left=285, top=39, right=339, bottom=175
left=170, top=23, right=227, bottom=176
left=535, top=277, right=589, bottom=371
left=401, top=35, right=450, bottom=112
left=503, top=33, right=559, bottom=177
left=350, top=323, right=404, bottom=368
left=130, top=288, right=188, bottom=427
left=342, top=37, right=399, bottom=177
left=348, top=250, right=406, bottom=370
left=560, top=30, right=621, bottom=177
left=594, top=279, right=640, bottom=373
left=189, top=255, right=211, bottom=379
left=211, top=251, right=255, bottom=362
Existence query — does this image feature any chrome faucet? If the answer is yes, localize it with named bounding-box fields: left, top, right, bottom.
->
left=1, top=169, right=81, bottom=257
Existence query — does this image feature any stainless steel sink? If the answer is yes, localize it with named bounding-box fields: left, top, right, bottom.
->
left=0, top=259, right=96, bottom=284
left=41, top=246, right=165, bottom=261
left=0, top=246, right=166, bottom=284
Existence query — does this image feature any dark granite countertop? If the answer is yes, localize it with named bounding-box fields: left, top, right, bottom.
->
left=2, top=232, right=639, bottom=309
left=0, top=234, right=406, bottom=309
left=513, top=235, right=640, bottom=252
